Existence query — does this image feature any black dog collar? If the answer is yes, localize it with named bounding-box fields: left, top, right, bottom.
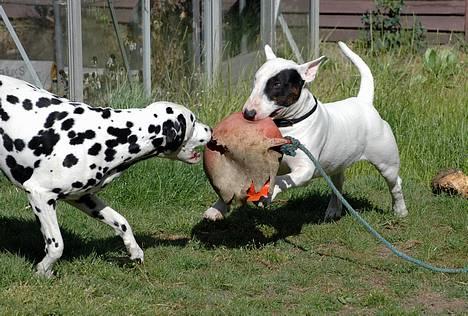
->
left=273, top=95, right=319, bottom=128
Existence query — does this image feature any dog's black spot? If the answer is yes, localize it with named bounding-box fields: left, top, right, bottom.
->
left=153, top=114, right=158, bottom=118
left=52, top=188, right=61, bottom=194
left=95, top=172, right=102, bottom=180
left=67, top=131, right=76, bottom=138
left=61, top=118, right=74, bottom=131
left=0, top=107, right=9, bottom=121
left=190, top=114, right=194, bottom=122
left=47, top=238, right=51, bottom=244
left=77, top=195, right=96, bottom=209
left=28, top=129, right=60, bottom=156
left=14, top=139, right=25, bottom=151
left=151, top=137, right=164, bottom=148
left=166, top=107, right=173, bottom=114
left=5, top=155, right=33, bottom=184
left=105, top=139, right=118, bottom=148
left=89, top=163, right=96, bottom=169
left=92, top=211, right=104, bottom=220
left=34, top=160, right=41, bottom=168
left=104, top=148, right=116, bottom=162
left=85, top=178, right=96, bottom=187
left=107, top=126, right=131, bottom=144
left=72, top=181, right=83, bottom=188
left=69, top=130, right=95, bottom=145
left=128, top=143, right=140, bottom=154
left=88, top=143, right=102, bottom=156
left=89, top=107, right=111, bottom=119
left=6, top=95, right=19, bottom=104
left=35, top=207, right=42, bottom=213
left=102, top=109, right=111, bottom=119
left=121, top=224, right=127, bottom=232
left=47, top=199, right=56, bottom=207
left=264, top=69, right=304, bottom=107
left=126, top=121, right=133, bottom=128
left=73, top=107, right=84, bottom=114
left=2, top=133, right=13, bottom=151
left=149, top=124, right=161, bottom=134
left=36, top=97, right=52, bottom=108
left=44, top=111, right=68, bottom=128
left=63, top=154, right=78, bottom=168
left=51, top=98, right=62, bottom=105
left=22, top=99, right=33, bottom=110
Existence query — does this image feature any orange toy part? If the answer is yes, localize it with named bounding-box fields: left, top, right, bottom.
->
left=246, top=178, right=270, bottom=202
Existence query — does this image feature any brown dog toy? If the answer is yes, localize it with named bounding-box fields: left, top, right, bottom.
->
left=431, top=169, right=468, bottom=198
left=203, top=112, right=290, bottom=207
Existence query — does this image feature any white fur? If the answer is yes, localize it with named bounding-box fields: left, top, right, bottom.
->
left=204, top=42, right=407, bottom=221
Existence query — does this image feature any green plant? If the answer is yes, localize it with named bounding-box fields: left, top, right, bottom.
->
left=362, top=0, right=425, bottom=52
left=423, top=47, right=458, bottom=78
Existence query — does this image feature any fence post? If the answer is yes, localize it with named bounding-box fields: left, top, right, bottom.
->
left=142, top=0, right=151, bottom=96
left=261, top=0, right=276, bottom=49
left=67, top=0, right=83, bottom=101
left=203, top=0, right=222, bottom=83
left=308, top=0, right=320, bottom=58
left=465, top=0, right=468, bottom=41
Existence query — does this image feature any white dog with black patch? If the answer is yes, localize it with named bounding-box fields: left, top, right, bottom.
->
left=204, top=42, right=407, bottom=221
left=0, top=75, right=211, bottom=277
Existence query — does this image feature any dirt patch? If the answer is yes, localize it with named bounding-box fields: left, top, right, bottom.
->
left=405, top=291, right=467, bottom=314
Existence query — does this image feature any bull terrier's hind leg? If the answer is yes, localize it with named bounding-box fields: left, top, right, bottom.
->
left=365, top=128, right=408, bottom=217
left=324, top=172, right=345, bottom=220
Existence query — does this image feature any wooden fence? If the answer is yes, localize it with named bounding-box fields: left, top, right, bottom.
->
left=282, top=0, right=467, bottom=43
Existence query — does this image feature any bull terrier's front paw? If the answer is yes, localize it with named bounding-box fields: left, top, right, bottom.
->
left=324, top=206, right=343, bottom=221
left=203, top=207, right=225, bottom=221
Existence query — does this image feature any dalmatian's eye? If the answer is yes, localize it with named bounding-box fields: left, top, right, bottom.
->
left=273, top=82, right=281, bottom=88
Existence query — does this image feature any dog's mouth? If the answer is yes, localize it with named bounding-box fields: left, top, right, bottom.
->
left=187, top=150, right=202, bottom=164
left=269, top=108, right=282, bottom=118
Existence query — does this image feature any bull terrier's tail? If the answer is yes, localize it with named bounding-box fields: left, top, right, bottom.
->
left=338, top=41, right=374, bottom=106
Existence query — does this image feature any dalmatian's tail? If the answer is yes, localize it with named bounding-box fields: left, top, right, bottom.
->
left=338, top=41, right=374, bottom=106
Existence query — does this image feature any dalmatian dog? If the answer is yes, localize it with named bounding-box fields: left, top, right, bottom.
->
left=0, top=75, right=211, bottom=277
left=204, top=42, right=407, bottom=221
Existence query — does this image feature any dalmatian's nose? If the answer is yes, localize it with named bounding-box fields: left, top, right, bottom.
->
left=243, top=109, right=256, bottom=121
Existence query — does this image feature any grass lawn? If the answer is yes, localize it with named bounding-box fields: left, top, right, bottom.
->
left=0, top=43, right=467, bottom=314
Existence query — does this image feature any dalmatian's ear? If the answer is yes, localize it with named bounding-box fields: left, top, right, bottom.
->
left=264, top=45, right=276, bottom=60
left=297, top=56, right=327, bottom=83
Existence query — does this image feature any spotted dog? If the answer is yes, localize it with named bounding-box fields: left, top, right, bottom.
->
left=0, top=75, right=211, bottom=277
left=204, top=42, right=407, bottom=221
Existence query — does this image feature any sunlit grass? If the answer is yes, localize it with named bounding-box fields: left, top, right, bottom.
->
left=0, top=43, right=466, bottom=314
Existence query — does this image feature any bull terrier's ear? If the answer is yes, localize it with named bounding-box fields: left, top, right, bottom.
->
left=264, top=45, right=277, bottom=60
left=298, top=56, right=327, bottom=83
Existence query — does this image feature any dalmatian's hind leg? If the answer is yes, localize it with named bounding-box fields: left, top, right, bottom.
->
left=27, top=192, right=63, bottom=278
left=66, top=194, right=144, bottom=262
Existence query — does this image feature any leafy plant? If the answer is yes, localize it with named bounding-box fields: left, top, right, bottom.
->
left=362, top=0, right=425, bottom=52
left=423, top=47, right=458, bottom=78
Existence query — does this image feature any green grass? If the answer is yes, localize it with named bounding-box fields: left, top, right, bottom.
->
left=0, top=43, right=467, bottom=314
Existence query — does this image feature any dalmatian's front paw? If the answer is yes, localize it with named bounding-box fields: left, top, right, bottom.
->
left=129, top=246, right=144, bottom=264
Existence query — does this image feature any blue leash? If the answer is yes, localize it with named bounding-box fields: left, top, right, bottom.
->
left=280, top=136, right=468, bottom=273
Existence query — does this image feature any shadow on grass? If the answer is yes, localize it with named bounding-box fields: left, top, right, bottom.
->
left=0, top=192, right=383, bottom=266
left=191, top=191, right=384, bottom=248
left=0, top=216, right=189, bottom=266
